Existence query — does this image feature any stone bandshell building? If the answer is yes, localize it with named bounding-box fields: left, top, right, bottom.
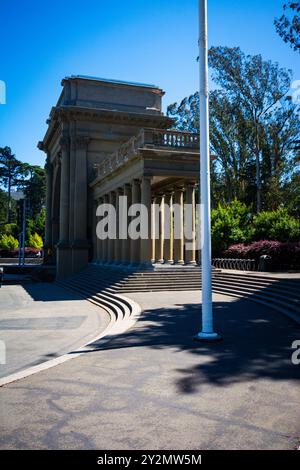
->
left=38, top=76, right=200, bottom=278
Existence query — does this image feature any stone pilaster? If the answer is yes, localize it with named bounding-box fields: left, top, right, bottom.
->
left=71, top=136, right=90, bottom=274
left=57, top=137, right=72, bottom=278
left=68, top=137, right=76, bottom=242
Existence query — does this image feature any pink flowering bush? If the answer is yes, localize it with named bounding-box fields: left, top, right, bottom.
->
left=223, top=240, right=300, bottom=269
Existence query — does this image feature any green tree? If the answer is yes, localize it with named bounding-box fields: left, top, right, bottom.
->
left=208, top=46, right=296, bottom=212
left=0, top=190, right=9, bottom=226
left=20, top=164, right=46, bottom=218
left=252, top=207, right=300, bottom=242
left=0, top=147, right=24, bottom=223
left=168, top=47, right=300, bottom=211
left=211, top=200, right=253, bottom=253
left=275, top=1, right=300, bottom=52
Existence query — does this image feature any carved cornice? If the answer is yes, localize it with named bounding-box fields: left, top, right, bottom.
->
left=56, top=106, right=173, bottom=128
left=38, top=104, right=174, bottom=154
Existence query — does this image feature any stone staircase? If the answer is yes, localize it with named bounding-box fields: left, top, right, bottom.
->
left=57, top=264, right=300, bottom=325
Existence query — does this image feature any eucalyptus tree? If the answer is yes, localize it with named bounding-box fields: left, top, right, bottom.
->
left=275, top=1, right=300, bottom=52
left=168, top=47, right=300, bottom=211
left=0, top=147, right=23, bottom=223
left=208, top=46, right=295, bottom=212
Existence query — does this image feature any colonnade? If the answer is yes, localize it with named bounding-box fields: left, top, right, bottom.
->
left=94, top=179, right=198, bottom=267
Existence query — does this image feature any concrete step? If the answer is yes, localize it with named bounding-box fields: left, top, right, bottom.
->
left=212, top=285, right=299, bottom=316
left=61, top=265, right=300, bottom=325
left=212, top=278, right=300, bottom=299
left=58, top=280, right=128, bottom=320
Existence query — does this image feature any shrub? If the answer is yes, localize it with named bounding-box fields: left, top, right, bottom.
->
left=26, top=209, right=46, bottom=241
left=28, top=232, right=43, bottom=249
left=0, top=234, right=19, bottom=250
left=211, top=200, right=253, bottom=253
left=252, top=208, right=300, bottom=242
left=2, top=223, right=18, bottom=237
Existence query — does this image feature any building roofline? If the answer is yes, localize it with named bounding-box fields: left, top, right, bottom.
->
left=62, top=75, right=163, bottom=93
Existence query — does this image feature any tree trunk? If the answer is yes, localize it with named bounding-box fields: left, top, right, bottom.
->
left=255, top=119, right=262, bottom=213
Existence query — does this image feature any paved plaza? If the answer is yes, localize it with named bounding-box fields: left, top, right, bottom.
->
left=0, top=284, right=110, bottom=378
left=0, top=289, right=299, bottom=450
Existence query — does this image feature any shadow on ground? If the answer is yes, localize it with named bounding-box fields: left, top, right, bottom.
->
left=72, top=297, right=300, bottom=392
left=17, top=272, right=300, bottom=393
left=21, top=283, right=84, bottom=302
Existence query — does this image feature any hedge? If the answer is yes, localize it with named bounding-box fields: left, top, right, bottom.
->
left=222, top=240, right=300, bottom=270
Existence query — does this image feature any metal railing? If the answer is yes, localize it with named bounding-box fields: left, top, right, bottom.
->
left=212, top=258, right=257, bottom=271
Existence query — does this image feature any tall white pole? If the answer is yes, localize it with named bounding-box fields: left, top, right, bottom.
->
left=195, top=0, right=221, bottom=342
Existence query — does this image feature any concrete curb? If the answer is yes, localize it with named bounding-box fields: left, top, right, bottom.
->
left=0, top=293, right=142, bottom=387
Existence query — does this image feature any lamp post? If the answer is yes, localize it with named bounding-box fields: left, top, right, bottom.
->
left=194, top=0, right=221, bottom=342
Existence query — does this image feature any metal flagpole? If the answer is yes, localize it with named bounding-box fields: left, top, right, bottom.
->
left=195, top=0, right=221, bottom=342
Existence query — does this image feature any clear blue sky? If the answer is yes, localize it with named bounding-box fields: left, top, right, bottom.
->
left=0, top=0, right=298, bottom=167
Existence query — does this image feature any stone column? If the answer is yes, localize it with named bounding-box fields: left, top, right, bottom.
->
left=96, top=197, right=103, bottom=263
left=158, top=194, right=165, bottom=263
left=121, top=183, right=131, bottom=263
left=174, top=187, right=185, bottom=265
left=108, top=191, right=116, bottom=263
left=72, top=136, right=90, bottom=274
left=185, top=183, right=197, bottom=265
left=44, top=156, right=53, bottom=263
left=130, top=180, right=141, bottom=265
left=114, top=188, right=123, bottom=264
left=166, top=192, right=174, bottom=264
left=102, top=194, right=109, bottom=263
left=140, top=177, right=152, bottom=266
left=57, top=137, right=72, bottom=278
left=154, top=196, right=160, bottom=264
left=92, top=198, right=97, bottom=262
left=151, top=196, right=157, bottom=264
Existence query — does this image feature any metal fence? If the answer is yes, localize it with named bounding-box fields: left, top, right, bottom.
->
left=212, top=258, right=257, bottom=271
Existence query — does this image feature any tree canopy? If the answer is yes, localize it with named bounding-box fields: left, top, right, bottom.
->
left=167, top=47, right=300, bottom=213
left=275, top=1, right=300, bottom=52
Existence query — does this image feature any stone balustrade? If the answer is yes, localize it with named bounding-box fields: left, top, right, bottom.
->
left=95, top=128, right=199, bottom=179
